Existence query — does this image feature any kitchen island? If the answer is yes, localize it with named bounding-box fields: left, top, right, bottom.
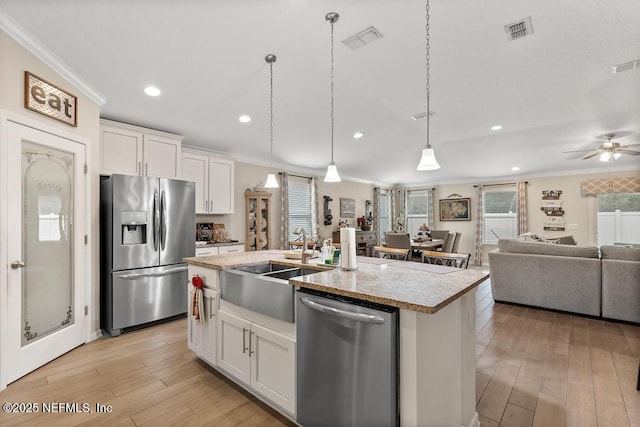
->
left=184, top=250, right=489, bottom=427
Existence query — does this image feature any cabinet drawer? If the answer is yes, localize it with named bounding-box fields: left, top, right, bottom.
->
left=219, top=244, right=244, bottom=254
left=196, top=247, right=218, bottom=256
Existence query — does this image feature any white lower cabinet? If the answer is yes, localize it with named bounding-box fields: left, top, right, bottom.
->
left=195, top=244, right=244, bottom=257
left=217, top=310, right=296, bottom=415
left=187, top=287, right=218, bottom=367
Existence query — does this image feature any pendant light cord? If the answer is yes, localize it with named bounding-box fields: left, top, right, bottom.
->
left=330, top=17, right=335, bottom=163
left=425, top=0, right=431, bottom=149
left=270, top=59, right=274, bottom=168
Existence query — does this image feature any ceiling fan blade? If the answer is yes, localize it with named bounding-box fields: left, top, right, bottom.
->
left=621, top=143, right=640, bottom=148
left=618, top=149, right=640, bottom=155
left=582, top=152, right=600, bottom=160
left=563, top=149, right=594, bottom=153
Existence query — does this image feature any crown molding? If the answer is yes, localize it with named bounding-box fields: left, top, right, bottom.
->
left=0, top=7, right=106, bottom=106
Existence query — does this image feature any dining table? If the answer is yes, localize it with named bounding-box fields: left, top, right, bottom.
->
left=411, top=239, right=444, bottom=251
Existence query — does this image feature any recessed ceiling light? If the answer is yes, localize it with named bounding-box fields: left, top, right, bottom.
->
left=512, top=166, right=520, bottom=171
left=144, top=86, right=161, bottom=97
left=238, top=115, right=251, bottom=123
left=353, top=132, right=364, bottom=139
left=491, top=125, right=502, bottom=131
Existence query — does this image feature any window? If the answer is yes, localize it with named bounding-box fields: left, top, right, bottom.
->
left=597, top=192, right=640, bottom=246
left=288, top=177, right=313, bottom=242
left=379, top=191, right=390, bottom=243
left=406, top=190, right=430, bottom=237
left=483, top=189, right=517, bottom=244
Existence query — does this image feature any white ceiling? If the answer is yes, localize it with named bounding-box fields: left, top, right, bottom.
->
left=2, top=0, right=639, bottom=185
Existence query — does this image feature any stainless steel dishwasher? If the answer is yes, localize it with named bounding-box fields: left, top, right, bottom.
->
left=296, top=288, right=399, bottom=427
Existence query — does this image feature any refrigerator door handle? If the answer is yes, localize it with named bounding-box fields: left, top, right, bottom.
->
left=118, top=265, right=188, bottom=279
left=299, top=297, right=386, bottom=324
left=153, top=191, right=160, bottom=251
left=160, top=190, right=167, bottom=250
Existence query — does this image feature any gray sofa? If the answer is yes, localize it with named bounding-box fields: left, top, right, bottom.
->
left=601, top=245, right=640, bottom=323
left=489, top=239, right=640, bottom=322
left=489, top=239, right=602, bottom=316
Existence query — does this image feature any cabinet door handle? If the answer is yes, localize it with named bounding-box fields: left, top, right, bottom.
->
left=209, top=296, right=215, bottom=319
left=145, top=163, right=148, bottom=176
left=210, top=200, right=213, bottom=212
left=249, top=331, right=255, bottom=356
left=242, top=327, right=248, bottom=354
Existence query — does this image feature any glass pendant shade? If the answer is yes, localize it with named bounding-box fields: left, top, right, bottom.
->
left=599, top=152, right=611, bottom=162
left=265, top=173, right=279, bottom=188
left=324, top=162, right=341, bottom=182
left=612, top=152, right=622, bottom=160
left=417, top=147, right=440, bottom=170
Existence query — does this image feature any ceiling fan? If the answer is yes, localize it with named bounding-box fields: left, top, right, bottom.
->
left=563, top=133, right=640, bottom=161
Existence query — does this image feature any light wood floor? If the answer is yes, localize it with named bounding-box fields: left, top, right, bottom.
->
left=0, top=279, right=638, bottom=426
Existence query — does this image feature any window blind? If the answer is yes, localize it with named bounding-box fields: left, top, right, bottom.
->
left=288, top=180, right=312, bottom=242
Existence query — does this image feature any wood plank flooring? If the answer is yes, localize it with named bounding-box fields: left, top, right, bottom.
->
left=0, top=279, right=638, bottom=426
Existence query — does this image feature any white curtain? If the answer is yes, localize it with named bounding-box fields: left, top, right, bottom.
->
left=473, top=184, right=484, bottom=266
left=516, top=180, right=528, bottom=234
left=373, top=187, right=381, bottom=244
left=428, top=188, right=435, bottom=230
left=311, top=177, right=320, bottom=240
left=279, top=172, right=289, bottom=249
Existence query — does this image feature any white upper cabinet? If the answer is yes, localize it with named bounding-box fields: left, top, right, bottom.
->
left=209, top=157, right=234, bottom=214
left=182, top=152, right=209, bottom=214
left=100, top=119, right=182, bottom=178
left=181, top=151, right=234, bottom=214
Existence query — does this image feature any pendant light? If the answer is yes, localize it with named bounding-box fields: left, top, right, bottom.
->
left=264, top=53, right=279, bottom=188
left=324, top=12, right=342, bottom=182
left=416, top=0, right=441, bottom=171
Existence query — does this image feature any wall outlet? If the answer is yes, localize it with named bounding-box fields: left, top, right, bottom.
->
left=567, top=223, right=578, bottom=230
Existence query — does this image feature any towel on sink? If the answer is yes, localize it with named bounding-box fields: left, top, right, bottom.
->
left=191, top=276, right=205, bottom=325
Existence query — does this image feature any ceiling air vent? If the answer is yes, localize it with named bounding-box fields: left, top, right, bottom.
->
left=612, top=59, right=639, bottom=74
left=504, top=17, right=533, bottom=40
left=342, top=26, right=383, bottom=50
left=411, top=111, right=435, bottom=121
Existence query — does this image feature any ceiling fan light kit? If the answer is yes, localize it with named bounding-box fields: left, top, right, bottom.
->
left=563, top=133, right=640, bottom=162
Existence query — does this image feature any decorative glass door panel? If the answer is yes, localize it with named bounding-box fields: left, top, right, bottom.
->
left=22, top=141, right=75, bottom=345
left=4, top=119, right=85, bottom=387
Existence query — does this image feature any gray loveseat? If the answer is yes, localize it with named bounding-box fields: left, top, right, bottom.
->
left=489, top=239, right=601, bottom=316
left=489, top=239, right=640, bottom=322
left=601, top=245, right=640, bottom=323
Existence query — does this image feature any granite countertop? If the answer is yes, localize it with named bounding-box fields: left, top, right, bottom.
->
left=183, top=250, right=489, bottom=314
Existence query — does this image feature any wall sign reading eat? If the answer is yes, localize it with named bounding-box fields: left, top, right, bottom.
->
left=24, top=71, right=77, bottom=127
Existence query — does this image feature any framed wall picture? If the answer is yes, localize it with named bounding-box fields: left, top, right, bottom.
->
left=340, top=197, right=355, bottom=218
left=439, top=198, right=471, bottom=221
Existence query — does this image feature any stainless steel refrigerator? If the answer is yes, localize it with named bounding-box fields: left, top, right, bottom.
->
left=100, top=174, right=195, bottom=336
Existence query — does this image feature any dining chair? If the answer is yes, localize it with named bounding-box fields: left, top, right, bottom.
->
left=438, top=232, right=455, bottom=253
left=451, top=232, right=462, bottom=252
left=422, top=250, right=470, bottom=269
left=429, top=230, right=450, bottom=240
left=384, top=232, right=411, bottom=249
left=374, top=245, right=410, bottom=261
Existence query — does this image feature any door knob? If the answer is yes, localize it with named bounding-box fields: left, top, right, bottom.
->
left=10, top=260, right=26, bottom=269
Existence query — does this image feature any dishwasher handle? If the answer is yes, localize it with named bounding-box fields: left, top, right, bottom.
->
left=300, top=297, right=386, bottom=324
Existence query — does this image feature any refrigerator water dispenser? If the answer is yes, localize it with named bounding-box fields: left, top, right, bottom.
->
left=121, top=211, right=147, bottom=245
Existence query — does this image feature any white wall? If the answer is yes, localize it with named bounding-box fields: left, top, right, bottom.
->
left=0, top=31, right=102, bottom=335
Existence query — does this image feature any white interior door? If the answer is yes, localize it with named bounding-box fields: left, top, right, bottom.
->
left=4, top=121, right=86, bottom=385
